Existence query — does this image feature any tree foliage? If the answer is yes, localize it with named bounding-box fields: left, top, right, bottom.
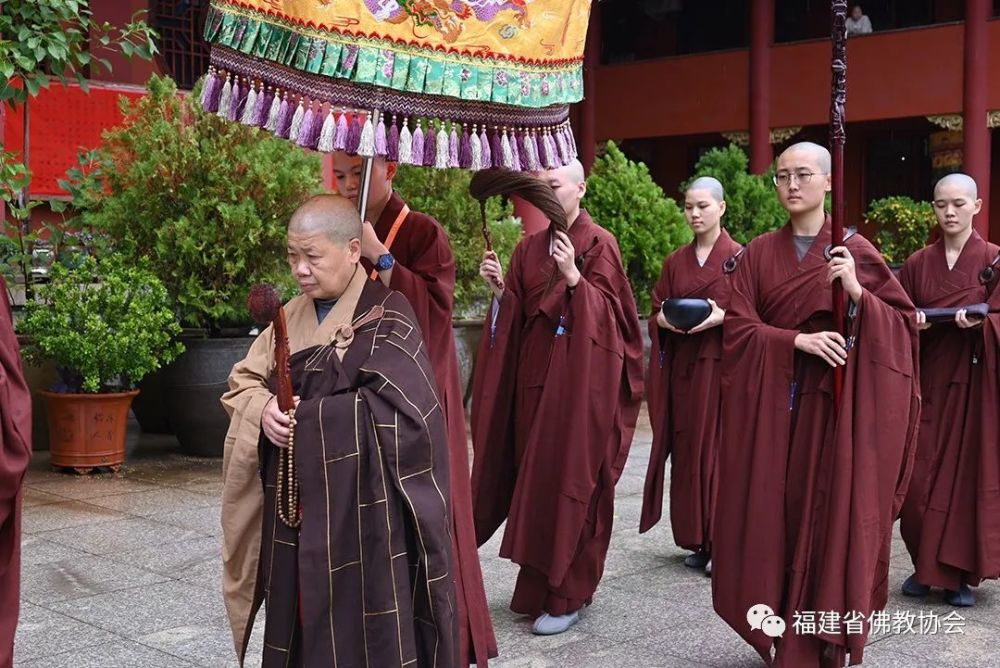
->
left=393, top=165, right=520, bottom=318
left=1, top=0, right=157, bottom=293
left=685, top=144, right=786, bottom=245
left=583, top=141, right=691, bottom=313
left=70, top=75, right=323, bottom=330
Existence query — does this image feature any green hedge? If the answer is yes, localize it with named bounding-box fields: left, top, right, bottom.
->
left=583, top=142, right=691, bottom=313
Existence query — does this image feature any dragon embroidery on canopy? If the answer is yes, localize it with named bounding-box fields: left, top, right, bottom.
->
left=362, top=0, right=531, bottom=42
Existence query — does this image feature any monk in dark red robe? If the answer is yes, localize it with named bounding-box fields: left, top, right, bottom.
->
left=333, top=153, right=496, bottom=665
left=898, top=173, right=1000, bottom=607
left=712, top=143, right=919, bottom=667
left=1, top=277, right=31, bottom=668
left=221, top=196, right=456, bottom=667
left=471, top=160, right=644, bottom=636
left=641, top=177, right=742, bottom=576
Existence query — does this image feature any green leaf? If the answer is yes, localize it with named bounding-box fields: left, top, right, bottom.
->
left=120, top=42, right=135, bottom=57
left=23, top=75, right=41, bottom=97
left=75, top=72, right=89, bottom=93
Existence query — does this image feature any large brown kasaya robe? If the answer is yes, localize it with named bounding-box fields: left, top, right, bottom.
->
left=898, top=232, right=1000, bottom=591
left=362, top=191, right=495, bottom=665
left=0, top=277, right=31, bottom=668
left=471, top=210, right=644, bottom=617
left=221, top=267, right=456, bottom=667
left=712, top=221, right=920, bottom=666
left=640, top=229, right=742, bottom=551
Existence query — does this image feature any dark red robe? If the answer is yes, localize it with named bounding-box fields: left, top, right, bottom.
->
left=0, top=277, right=31, bottom=668
left=898, top=232, right=1000, bottom=590
left=471, top=211, right=644, bottom=617
left=712, top=222, right=919, bottom=666
left=640, top=230, right=742, bottom=551
left=362, top=192, right=496, bottom=666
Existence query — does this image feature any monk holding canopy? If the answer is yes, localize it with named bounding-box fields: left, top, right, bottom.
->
left=332, top=151, right=495, bottom=664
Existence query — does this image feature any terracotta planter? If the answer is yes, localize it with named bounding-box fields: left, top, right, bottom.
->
left=40, top=390, right=140, bottom=474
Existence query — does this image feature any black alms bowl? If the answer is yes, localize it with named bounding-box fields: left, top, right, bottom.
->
left=661, top=298, right=712, bottom=331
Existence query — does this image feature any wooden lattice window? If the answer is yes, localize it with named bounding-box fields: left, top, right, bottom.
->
left=151, top=0, right=211, bottom=90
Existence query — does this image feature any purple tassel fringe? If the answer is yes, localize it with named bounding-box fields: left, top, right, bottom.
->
left=423, top=123, right=437, bottom=166
left=375, top=115, right=388, bottom=157
left=480, top=127, right=491, bottom=169
left=200, top=71, right=219, bottom=111
left=411, top=124, right=425, bottom=166
left=346, top=114, right=363, bottom=154
left=459, top=129, right=472, bottom=169
left=511, top=131, right=522, bottom=171
left=448, top=126, right=460, bottom=168
left=296, top=106, right=316, bottom=147
left=226, top=80, right=242, bottom=122
left=388, top=119, right=400, bottom=161
left=251, top=87, right=268, bottom=127
left=490, top=130, right=503, bottom=167
left=333, top=113, right=349, bottom=151
left=275, top=97, right=292, bottom=139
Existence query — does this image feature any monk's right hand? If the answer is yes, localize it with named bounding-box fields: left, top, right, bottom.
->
left=479, top=251, right=504, bottom=301
left=262, top=394, right=300, bottom=448
left=916, top=311, right=932, bottom=331
left=655, top=311, right=684, bottom=334
left=794, top=331, right=848, bottom=367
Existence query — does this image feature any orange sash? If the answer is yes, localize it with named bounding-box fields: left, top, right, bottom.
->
left=370, top=204, right=410, bottom=280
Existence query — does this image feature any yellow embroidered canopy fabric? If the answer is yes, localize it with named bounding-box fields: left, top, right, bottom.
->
left=200, top=0, right=592, bottom=170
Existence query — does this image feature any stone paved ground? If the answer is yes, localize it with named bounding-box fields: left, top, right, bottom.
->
left=14, top=409, right=1000, bottom=667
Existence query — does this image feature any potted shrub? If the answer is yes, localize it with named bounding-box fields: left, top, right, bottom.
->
left=68, top=75, right=321, bottom=455
left=868, top=196, right=936, bottom=267
left=18, top=255, right=182, bottom=473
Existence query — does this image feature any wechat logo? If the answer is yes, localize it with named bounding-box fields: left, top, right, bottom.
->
left=747, top=604, right=786, bottom=638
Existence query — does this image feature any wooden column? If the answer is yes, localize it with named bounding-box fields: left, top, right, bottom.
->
left=749, top=0, right=774, bottom=174
left=964, top=0, right=990, bottom=238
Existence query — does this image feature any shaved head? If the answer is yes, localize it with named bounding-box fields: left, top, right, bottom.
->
left=541, top=159, right=587, bottom=223
left=687, top=176, right=725, bottom=202
left=779, top=142, right=832, bottom=174
left=547, top=158, right=585, bottom=185
left=935, top=173, right=978, bottom=200
left=288, top=194, right=362, bottom=246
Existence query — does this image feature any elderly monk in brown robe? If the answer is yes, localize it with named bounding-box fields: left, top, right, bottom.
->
left=898, top=173, right=1000, bottom=608
left=712, top=142, right=919, bottom=667
left=640, top=177, right=741, bottom=576
left=1, top=277, right=31, bottom=668
left=471, top=159, right=644, bottom=636
left=221, top=195, right=456, bottom=668
left=332, top=152, right=495, bottom=665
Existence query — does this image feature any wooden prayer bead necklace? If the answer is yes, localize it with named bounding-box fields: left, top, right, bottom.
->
left=276, top=407, right=300, bottom=528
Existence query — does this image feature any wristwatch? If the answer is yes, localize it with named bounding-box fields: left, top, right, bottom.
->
left=375, top=252, right=395, bottom=272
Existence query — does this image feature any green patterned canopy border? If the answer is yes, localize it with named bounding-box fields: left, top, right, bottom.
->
left=204, top=4, right=584, bottom=110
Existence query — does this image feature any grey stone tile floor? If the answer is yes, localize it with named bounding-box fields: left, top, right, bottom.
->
left=15, top=408, right=1000, bottom=667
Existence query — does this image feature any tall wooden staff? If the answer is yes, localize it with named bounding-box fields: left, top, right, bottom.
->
left=830, top=1, right=848, bottom=406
